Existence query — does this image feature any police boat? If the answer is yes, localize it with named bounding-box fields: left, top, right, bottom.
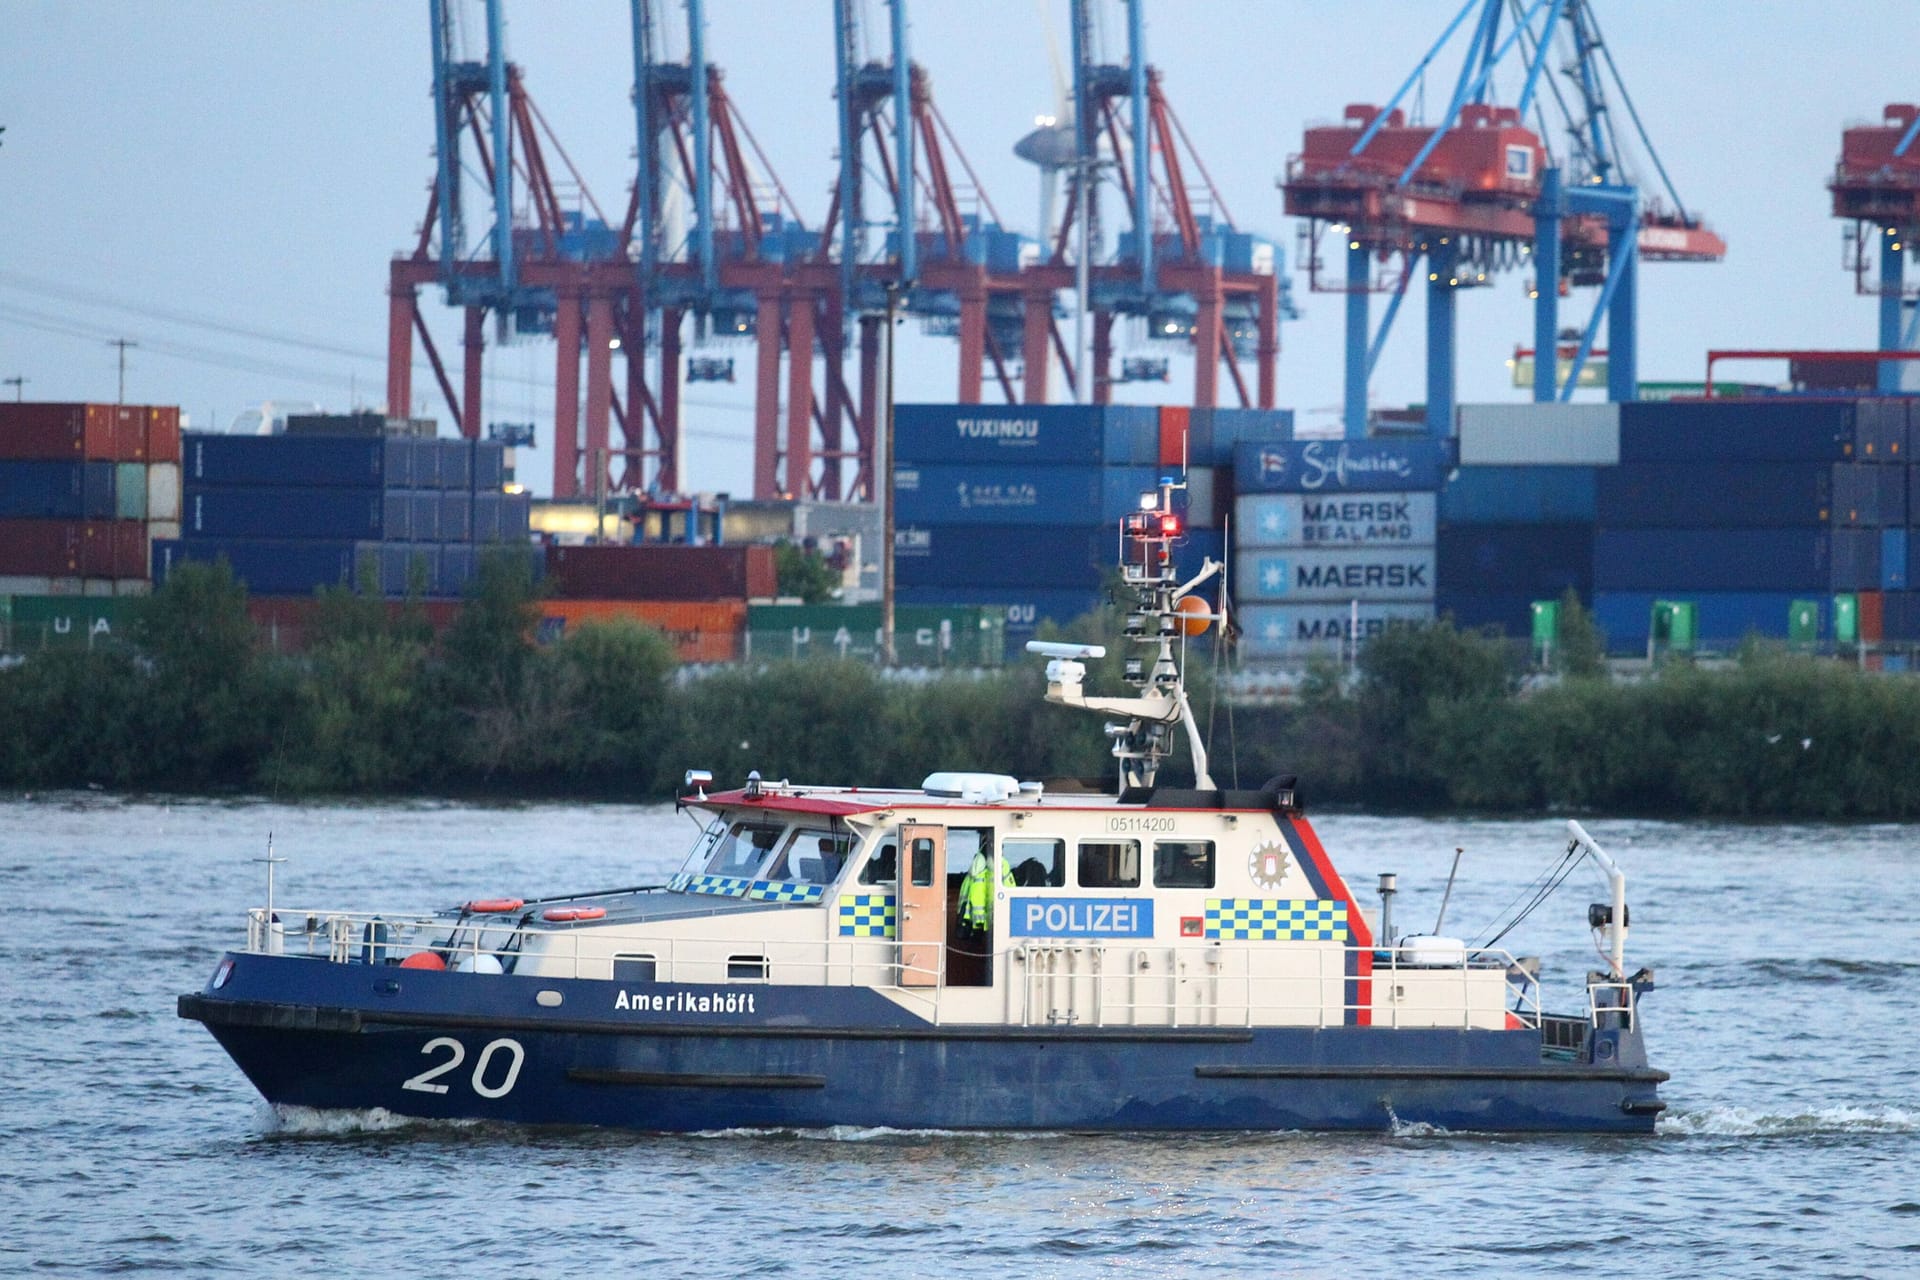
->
left=180, top=486, right=1665, bottom=1134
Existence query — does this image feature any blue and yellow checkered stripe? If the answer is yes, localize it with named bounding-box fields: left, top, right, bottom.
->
left=669, top=873, right=825, bottom=904
left=1204, top=898, right=1347, bottom=941
left=837, top=893, right=897, bottom=938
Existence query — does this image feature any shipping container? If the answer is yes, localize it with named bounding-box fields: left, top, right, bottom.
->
left=1235, top=547, right=1436, bottom=603
left=111, top=406, right=145, bottom=461
left=1592, top=529, right=1832, bottom=592
left=744, top=603, right=1004, bottom=666
left=0, top=575, right=82, bottom=596
left=502, top=491, right=531, bottom=542
left=1236, top=491, right=1436, bottom=550
left=113, top=462, right=147, bottom=519
left=244, top=595, right=465, bottom=654
left=0, top=460, right=117, bottom=519
left=439, top=489, right=473, bottom=541
left=4, top=595, right=136, bottom=650
left=537, top=599, right=746, bottom=665
left=1456, top=402, right=1620, bottom=466
left=1882, top=528, right=1909, bottom=591
left=1436, top=524, right=1593, bottom=596
left=1443, top=465, right=1598, bottom=525
left=1617, top=399, right=1863, bottom=463
left=0, top=403, right=121, bottom=461
left=1168, top=406, right=1296, bottom=468
left=348, top=542, right=438, bottom=597
left=436, top=544, right=476, bottom=597
left=893, top=524, right=1110, bottom=590
left=1237, top=602, right=1434, bottom=657
left=1433, top=592, right=1547, bottom=638
left=895, top=585, right=1107, bottom=644
left=546, top=542, right=776, bottom=601
left=471, top=490, right=502, bottom=543
left=0, top=518, right=88, bottom=575
left=894, top=404, right=1145, bottom=466
left=893, top=463, right=1162, bottom=527
left=185, top=487, right=392, bottom=540
left=1595, top=461, right=1830, bottom=528
left=1591, top=591, right=1816, bottom=651
left=1831, top=462, right=1907, bottom=526
left=1856, top=397, right=1909, bottom=463
left=152, top=538, right=357, bottom=595
left=1181, top=466, right=1230, bottom=529
left=146, top=462, right=181, bottom=522
left=145, top=406, right=182, bottom=464
left=1885, top=592, right=1920, bottom=643
left=1857, top=590, right=1884, bottom=644
left=1233, top=438, right=1451, bottom=495
left=181, top=433, right=418, bottom=489
left=1830, top=528, right=1883, bottom=592
left=435, top=438, right=473, bottom=490
left=472, top=439, right=506, bottom=490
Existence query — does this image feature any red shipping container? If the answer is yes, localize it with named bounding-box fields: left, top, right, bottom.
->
left=1158, top=406, right=1190, bottom=467
left=546, top=544, right=776, bottom=602
left=539, top=598, right=744, bottom=663
left=0, top=404, right=118, bottom=461
left=1859, top=590, right=1884, bottom=644
left=0, top=519, right=87, bottom=575
left=145, top=406, right=183, bottom=464
left=112, top=406, right=146, bottom=461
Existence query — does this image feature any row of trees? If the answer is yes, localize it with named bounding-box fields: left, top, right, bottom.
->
left=4, top=563, right=1918, bottom=818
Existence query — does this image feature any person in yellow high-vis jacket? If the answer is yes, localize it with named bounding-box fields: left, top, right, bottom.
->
left=957, top=850, right=1013, bottom=931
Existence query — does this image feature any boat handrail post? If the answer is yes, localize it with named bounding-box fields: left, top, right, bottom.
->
left=1566, top=819, right=1627, bottom=979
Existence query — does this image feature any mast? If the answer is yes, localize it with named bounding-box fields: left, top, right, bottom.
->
left=1027, top=480, right=1219, bottom=792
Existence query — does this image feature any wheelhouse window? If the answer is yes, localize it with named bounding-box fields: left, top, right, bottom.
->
left=1004, top=837, right=1066, bottom=887
left=859, top=841, right=898, bottom=885
left=765, top=828, right=853, bottom=884
left=701, top=822, right=786, bottom=878
left=727, top=954, right=769, bottom=982
left=1153, top=840, right=1216, bottom=889
left=1077, top=839, right=1140, bottom=889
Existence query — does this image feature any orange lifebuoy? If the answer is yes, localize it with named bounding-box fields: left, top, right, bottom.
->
left=465, top=898, right=525, bottom=914
left=400, top=951, right=448, bottom=970
left=541, top=906, right=607, bottom=923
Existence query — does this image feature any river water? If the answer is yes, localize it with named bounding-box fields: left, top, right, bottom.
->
left=3, top=796, right=1915, bottom=1277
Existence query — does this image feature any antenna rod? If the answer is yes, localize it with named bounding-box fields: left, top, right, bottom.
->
left=1433, top=846, right=1464, bottom=934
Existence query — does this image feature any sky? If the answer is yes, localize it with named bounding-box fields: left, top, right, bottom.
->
left=2, top=1, right=1912, bottom=497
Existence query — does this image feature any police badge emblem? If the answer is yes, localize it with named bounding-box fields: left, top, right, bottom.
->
left=1248, top=842, right=1291, bottom=889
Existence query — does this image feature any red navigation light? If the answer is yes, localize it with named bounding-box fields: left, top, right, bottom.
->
left=1158, top=514, right=1181, bottom=536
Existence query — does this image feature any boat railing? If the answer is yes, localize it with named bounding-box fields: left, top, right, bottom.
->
left=241, top=908, right=1538, bottom=1031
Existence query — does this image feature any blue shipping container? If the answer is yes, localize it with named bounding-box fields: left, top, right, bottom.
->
left=1592, top=529, right=1832, bottom=592
left=1181, top=408, right=1293, bottom=467
left=1883, top=527, right=1909, bottom=591
left=471, top=439, right=506, bottom=490
left=502, top=492, right=531, bottom=543
left=1856, top=397, right=1910, bottom=463
left=894, top=525, right=1109, bottom=589
left=1832, top=463, right=1907, bottom=526
left=1442, top=466, right=1597, bottom=525
left=1437, top=524, right=1593, bottom=596
left=0, top=460, right=117, bottom=519
left=893, top=464, right=1162, bottom=527
left=440, top=490, right=473, bottom=541
left=409, top=491, right=440, bottom=541
left=1885, top=591, right=1920, bottom=642
left=1830, top=528, right=1882, bottom=592
left=1434, top=592, right=1547, bottom=638
left=895, top=405, right=1108, bottom=465
left=1595, top=462, right=1832, bottom=528
left=182, top=433, right=405, bottom=489
left=472, top=491, right=503, bottom=543
left=353, top=542, right=439, bottom=597
left=435, top=438, right=472, bottom=490
left=1234, top=438, right=1450, bottom=495
left=152, top=538, right=356, bottom=595
left=1591, top=591, right=1811, bottom=652
left=436, top=543, right=476, bottom=597
left=1617, top=400, right=1861, bottom=463
left=1102, top=405, right=1161, bottom=467
left=185, top=486, right=395, bottom=540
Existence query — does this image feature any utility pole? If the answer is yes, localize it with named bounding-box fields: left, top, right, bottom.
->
left=108, top=339, right=137, bottom=403
left=2, top=376, right=23, bottom=402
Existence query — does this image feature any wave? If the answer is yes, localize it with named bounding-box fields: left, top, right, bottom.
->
left=1660, top=1103, right=1920, bottom=1137
left=1710, top=957, right=1920, bottom=991
left=688, top=1125, right=1067, bottom=1142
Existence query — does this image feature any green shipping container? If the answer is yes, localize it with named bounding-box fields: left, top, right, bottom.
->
left=6, top=595, right=136, bottom=650
left=1788, top=599, right=1821, bottom=645
left=745, top=603, right=1004, bottom=667
left=1833, top=594, right=1859, bottom=646
left=1650, top=600, right=1696, bottom=652
left=115, top=462, right=148, bottom=519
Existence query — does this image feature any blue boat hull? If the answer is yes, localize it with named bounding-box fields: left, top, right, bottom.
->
left=181, top=954, right=1665, bottom=1135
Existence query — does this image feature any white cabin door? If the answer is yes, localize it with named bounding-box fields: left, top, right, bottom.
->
left=898, top=824, right=946, bottom=987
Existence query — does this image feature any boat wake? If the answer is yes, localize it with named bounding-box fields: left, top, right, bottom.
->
left=1659, top=1103, right=1920, bottom=1137
left=689, top=1125, right=1066, bottom=1143
left=260, top=1103, right=479, bottom=1136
